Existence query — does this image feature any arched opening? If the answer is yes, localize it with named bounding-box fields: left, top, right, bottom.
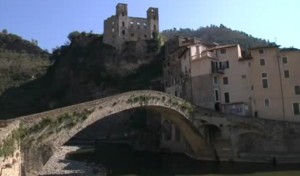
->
left=214, top=102, right=220, bottom=112
left=57, top=103, right=208, bottom=159
left=66, top=108, right=162, bottom=151
left=203, top=124, right=222, bottom=145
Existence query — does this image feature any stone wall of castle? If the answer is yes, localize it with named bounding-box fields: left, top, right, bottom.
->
left=103, top=3, right=159, bottom=49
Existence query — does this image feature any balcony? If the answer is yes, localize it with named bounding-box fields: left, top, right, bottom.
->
left=211, top=67, right=225, bottom=74
left=200, top=51, right=216, bottom=59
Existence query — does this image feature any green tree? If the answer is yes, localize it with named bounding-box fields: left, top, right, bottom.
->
left=2, top=29, right=8, bottom=34
left=68, top=31, right=81, bottom=42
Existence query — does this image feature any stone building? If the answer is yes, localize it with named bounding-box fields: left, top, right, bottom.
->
left=163, top=36, right=300, bottom=122
left=103, top=3, right=159, bottom=50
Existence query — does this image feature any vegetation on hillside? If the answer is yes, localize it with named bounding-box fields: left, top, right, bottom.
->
left=0, top=32, right=50, bottom=95
left=162, top=24, right=276, bottom=49
left=0, top=30, right=48, bottom=55
left=0, top=31, right=162, bottom=119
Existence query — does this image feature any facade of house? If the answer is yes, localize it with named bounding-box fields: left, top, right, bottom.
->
left=103, top=3, right=159, bottom=49
left=163, top=37, right=300, bottom=122
left=250, top=47, right=300, bottom=121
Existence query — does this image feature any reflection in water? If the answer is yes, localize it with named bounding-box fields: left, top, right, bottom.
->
left=67, top=143, right=300, bottom=176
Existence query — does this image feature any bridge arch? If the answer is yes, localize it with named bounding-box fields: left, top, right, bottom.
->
left=20, top=90, right=211, bottom=158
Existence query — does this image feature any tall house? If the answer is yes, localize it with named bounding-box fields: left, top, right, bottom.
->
left=250, top=47, right=300, bottom=121
left=164, top=36, right=252, bottom=116
left=103, top=3, right=159, bottom=50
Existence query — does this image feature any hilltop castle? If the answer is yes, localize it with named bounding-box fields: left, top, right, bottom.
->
left=103, top=3, right=159, bottom=50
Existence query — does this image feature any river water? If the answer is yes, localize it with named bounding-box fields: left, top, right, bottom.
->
left=67, top=143, right=300, bottom=176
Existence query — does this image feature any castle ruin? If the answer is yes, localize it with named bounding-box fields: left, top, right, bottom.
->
left=103, top=3, right=159, bottom=50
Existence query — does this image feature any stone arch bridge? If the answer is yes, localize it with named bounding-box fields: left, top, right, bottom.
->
left=3, top=90, right=213, bottom=158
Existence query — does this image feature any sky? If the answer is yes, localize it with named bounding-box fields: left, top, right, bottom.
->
left=0, top=0, right=299, bottom=51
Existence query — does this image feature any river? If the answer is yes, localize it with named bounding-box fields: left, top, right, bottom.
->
left=66, top=143, right=300, bottom=176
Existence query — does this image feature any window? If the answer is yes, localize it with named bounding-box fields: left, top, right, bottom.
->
left=220, top=49, right=226, bottom=54
left=121, top=12, right=125, bottom=16
left=215, top=89, right=219, bottom=102
left=213, top=76, right=218, bottom=85
left=284, top=70, right=290, bottom=78
left=224, top=92, right=230, bottom=103
left=293, top=103, right=300, bottom=115
left=223, top=77, right=228, bottom=85
left=282, top=57, right=288, bottom=64
left=225, top=61, right=230, bottom=68
left=265, top=99, right=270, bottom=107
left=242, top=75, right=247, bottom=79
left=122, top=21, right=125, bottom=27
left=131, top=33, right=134, bottom=37
left=122, top=30, right=125, bottom=35
left=295, top=86, right=300, bottom=95
left=259, top=49, right=264, bottom=54
left=144, top=34, right=147, bottom=38
left=262, top=73, right=268, bottom=88
left=260, top=59, right=266, bottom=66
left=248, top=62, right=251, bottom=67
left=154, top=25, right=157, bottom=30
left=262, top=79, right=268, bottom=88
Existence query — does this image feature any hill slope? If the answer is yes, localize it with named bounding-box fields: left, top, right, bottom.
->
left=162, top=24, right=276, bottom=49
left=0, top=32, right=163, bottom=119
left=0, top=32, right=50, bottom=95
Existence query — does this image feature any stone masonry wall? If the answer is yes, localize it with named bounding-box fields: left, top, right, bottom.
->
left=0, top=121, right=21, bottom=176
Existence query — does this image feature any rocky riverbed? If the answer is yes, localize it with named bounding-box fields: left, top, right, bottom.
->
left=40, top=146, right=107, bottom=176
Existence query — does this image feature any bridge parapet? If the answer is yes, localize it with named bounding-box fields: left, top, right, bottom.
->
left=0, top=90, right=192, bottom=129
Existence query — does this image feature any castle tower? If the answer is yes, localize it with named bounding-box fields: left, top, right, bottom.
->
left=116, top=3, right=128, bottom=17
left=147, top=7, right=159, bottom=39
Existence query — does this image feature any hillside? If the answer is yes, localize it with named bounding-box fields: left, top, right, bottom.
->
left=0, top=32, right=50, bottom=95
left=162, top=24, right=276, bottom=49
left=0, top=32, right=163, bottom=119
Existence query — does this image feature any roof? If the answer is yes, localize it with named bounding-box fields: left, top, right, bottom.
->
left=208, top=44, right=238, bottom=50
left=280, top=47, right=300, bottom=52
left=249, top=45, right=280, bottom=50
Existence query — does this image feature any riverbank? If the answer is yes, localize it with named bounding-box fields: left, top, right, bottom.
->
left=40, top=146, right=107, bottom=176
